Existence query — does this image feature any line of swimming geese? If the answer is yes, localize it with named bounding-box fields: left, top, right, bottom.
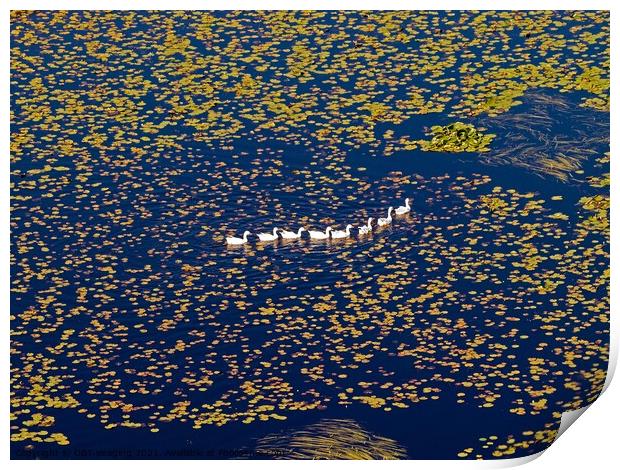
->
left=226, top=198, right=411, bottom=245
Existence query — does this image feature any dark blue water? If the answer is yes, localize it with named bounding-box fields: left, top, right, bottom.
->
left=11, top=11, right=609, bottom=460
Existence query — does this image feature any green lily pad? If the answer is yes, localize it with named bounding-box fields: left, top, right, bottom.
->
left=418, top=122, right=496, bottom=152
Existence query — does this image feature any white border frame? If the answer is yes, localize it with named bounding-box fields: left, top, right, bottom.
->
left=3, top=2, right=617, bottom=468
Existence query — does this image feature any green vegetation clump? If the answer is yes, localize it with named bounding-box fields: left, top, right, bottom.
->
left=579, top=194, right=610, bottom=234
left=575, top=66, right=610, bottom=95
left=419, top=122, right=495, bottom=153
left=480, top=86, right=526, bottom=115
left=579, top=194, right=609, bottom=213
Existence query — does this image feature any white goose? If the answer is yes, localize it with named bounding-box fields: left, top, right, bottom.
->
left=257, top=227, right=280, bottom=242
left=226, top=230, right=251, bottom=245
left=377, top=207, right=394, bottom=227
left=280, top=227, right=306, bottom=240
left=395, top=197, right=411, bottom=215
left=331, top=224, right=353, bottom=239
left=308, top=227, right=332, bottom=240
left=358, top=218, right=373, bottom=236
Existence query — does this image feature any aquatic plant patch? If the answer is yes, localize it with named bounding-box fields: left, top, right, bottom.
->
left=417, top=122, right=495, bottom=152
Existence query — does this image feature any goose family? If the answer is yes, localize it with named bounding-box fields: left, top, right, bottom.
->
left=225, top=197, right=411, bottom=245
